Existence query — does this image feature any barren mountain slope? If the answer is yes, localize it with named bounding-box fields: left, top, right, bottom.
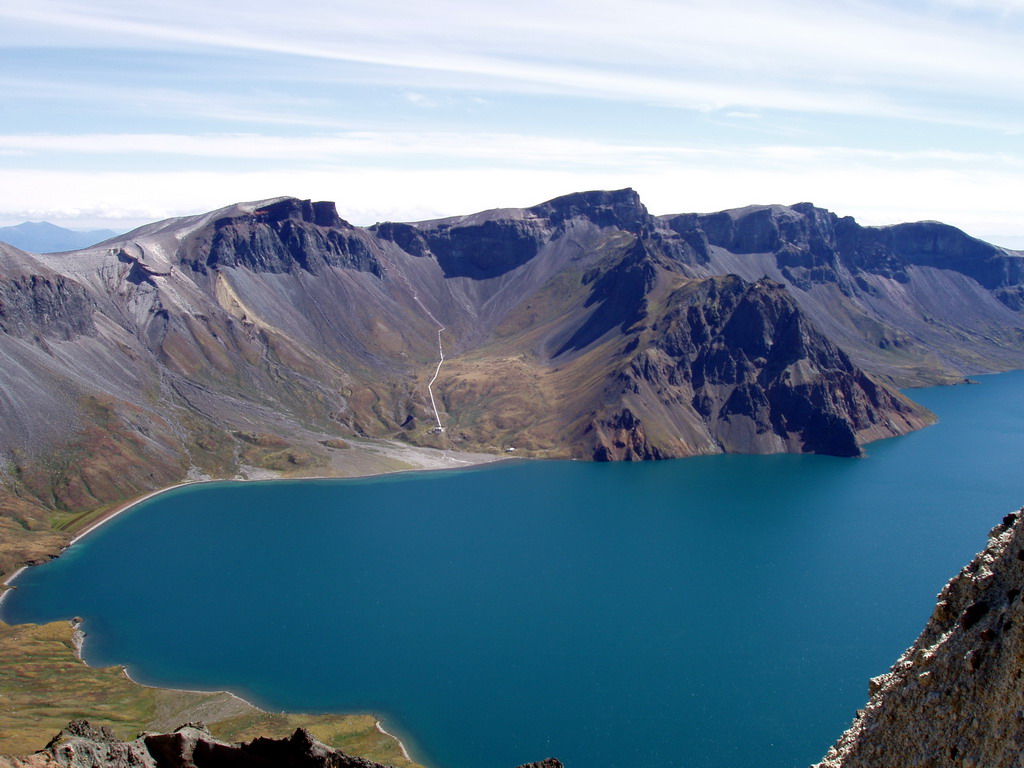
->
left=3, top=189, right=1023, bottom=577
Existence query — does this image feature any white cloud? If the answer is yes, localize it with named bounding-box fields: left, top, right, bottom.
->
left=0, top=1, right=1020, bottom=246
left=0, top=131, right=730, bottom=166
left=2, top=0, right=1021, bottom=125
left=4, top=132, right=1020, bottom=181
left=403, top=92, right=438, bottom=108
left=930, top=0, right=1024, bottom=11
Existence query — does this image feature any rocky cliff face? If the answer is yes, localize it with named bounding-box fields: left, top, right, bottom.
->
left=0, top=246, right=96, bottom=342
left=816, top=509, right=1024, bottom=768
left=0, top=720, right=562, bottom=768
left=181, top=199, right=381, bottom=276
left=590, top=275, right=928, bottom=460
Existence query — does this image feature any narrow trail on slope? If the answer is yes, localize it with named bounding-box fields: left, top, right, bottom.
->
left=377, top=249, right=446, bottom=432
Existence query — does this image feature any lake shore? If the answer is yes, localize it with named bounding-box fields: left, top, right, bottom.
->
left=0, top=440, right=503, bottom=762
left=0, top=567, right=26, bottom=609
left=2, top=439, right=507, bottom=594
left=0, top=618, right=423, bottom=764
left=376, top=720, right=414, bottom=763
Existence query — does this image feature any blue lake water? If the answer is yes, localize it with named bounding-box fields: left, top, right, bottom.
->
left=5, top=371, right=1024, bottom=768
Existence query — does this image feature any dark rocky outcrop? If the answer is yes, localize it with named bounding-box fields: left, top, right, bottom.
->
left=816, top=510, right=1024, bottom=768
left=0, top=720, right=559, bottom=768
left=590, top=407, right=665, bottom=462
left=527, top=188, right=652, bottom=234
left=421, top=219, right=546, bottom=280
left=0, top=273, right=95, bottom=341
left=666, top=201, right=1024, bottom=300
left=677, top=202, right=1020, bottom=287
left=514, top=760, right=563, bottom=768
left=0, top=720, right=385, bottom=767
left=656, top=202, right=1024, bottom=383
left=181, top=199, right=381, bottom=276
left=583, top=274, right=929, bottom=460
left=664, top=276, right=906, bottom=456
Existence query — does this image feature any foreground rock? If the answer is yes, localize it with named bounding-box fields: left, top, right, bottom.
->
left=815, top=509, right=1024, bottom=768
left=0, top=720, right=389, bottom=768
left=0, top=720, right=561, bottom=768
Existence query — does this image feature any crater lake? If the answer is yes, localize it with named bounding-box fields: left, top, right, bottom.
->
left=5, top=370, right=1024, bottom=768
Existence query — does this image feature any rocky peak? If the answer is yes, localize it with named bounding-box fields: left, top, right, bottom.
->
left=251, top=198, right=349, bottom=229
left=418, top=217, right=547, bottom=279
left=836, top=218, right=1024, bottom=305
left=528, top=188, right=652, bottom=234
left=382, top=188, right=654, bottom=280
left=689, top=203, right=840, bottom=264
left=369, top=221, right=430, bottom=257
left=178, top=199, right=380, bottom=277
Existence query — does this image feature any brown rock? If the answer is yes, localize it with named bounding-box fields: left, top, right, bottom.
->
left=815, top=509, right=1024, bottom=768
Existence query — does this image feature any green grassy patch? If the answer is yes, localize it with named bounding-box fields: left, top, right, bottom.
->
left=0, top=620, right=423, bottom=768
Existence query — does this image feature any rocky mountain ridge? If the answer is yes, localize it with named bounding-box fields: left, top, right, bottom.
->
left=673, top=201, right=1024, bottom=384
left=0, top=222, right=119, bottom=255
left=1, top=189, right=1022, bottom=575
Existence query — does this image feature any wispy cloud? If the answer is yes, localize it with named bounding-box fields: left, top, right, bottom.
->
left=1, top=0, right=1020, bottom=242
left=0, top=131, right=729, bottom=166
left=2, top=0, right=1021, bottom=126
left=3, top=132, right=1019, bottom=173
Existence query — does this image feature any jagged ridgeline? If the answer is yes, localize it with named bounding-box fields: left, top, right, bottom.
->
left=2, top=190, right=1023, bottom=557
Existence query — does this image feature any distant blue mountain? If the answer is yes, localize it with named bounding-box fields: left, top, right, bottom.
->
left=0, top=221, right=120, bottom=253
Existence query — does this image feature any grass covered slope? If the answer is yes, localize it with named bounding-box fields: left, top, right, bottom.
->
left=0, top=620, right=422, bottom=768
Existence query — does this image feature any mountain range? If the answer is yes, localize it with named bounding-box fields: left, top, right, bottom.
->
left=0, top=222, right=119, bottom=254
left=2, top=188, right=1024, bottom=573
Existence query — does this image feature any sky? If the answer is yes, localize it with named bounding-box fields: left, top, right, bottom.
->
left=0, top=0, right=1022, bottom=246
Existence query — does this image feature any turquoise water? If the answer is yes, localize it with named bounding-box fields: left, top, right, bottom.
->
left=5, top=371, right=1024, bottom=768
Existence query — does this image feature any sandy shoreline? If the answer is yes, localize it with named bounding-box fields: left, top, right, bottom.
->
left=2, top=442, right=507, bottom=595
left=0, top=566, right=27, bottom=608
left=118, top=661, right=262, bottom=712
left=376, top=720, right=414, bottom=762
left=1, top=480, right=209, bottom=598
left=69, top=480, right=207, bottom=546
